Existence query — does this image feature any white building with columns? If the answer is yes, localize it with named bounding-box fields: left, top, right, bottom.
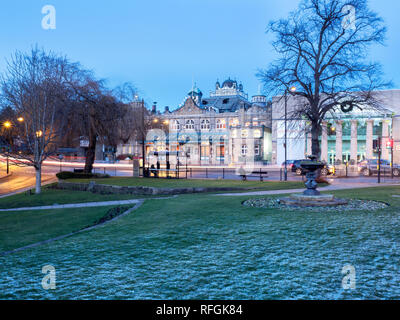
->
left=272, top=90, right=400, bottom=165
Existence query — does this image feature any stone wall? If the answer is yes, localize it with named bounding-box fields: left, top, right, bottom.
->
left=57, top=181, right=244, bottom=196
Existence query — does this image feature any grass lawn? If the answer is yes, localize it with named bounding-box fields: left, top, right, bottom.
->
left=1, top=186, right=400, bottom=299
left=0, top=205, right=131, bottom=252
left=0, top=186, right=149, bottom=209
left=68, top=176, right=305, bottom=190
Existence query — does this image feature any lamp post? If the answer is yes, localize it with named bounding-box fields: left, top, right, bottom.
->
left=164, top=120, right=170, bottom=177
left=3, top=121, right=12, bottom=174
left=284, top=86, right=297, bottom=181
left=141, top=99, right=146, bottom=177
left=391, top=137, right=394, bottom=179
left=59, top=154, right=64, bottom=172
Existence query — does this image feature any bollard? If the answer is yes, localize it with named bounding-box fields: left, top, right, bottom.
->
left=206, top=168, right=208, bottom=178
left=223, top=168, right=225, bottom=179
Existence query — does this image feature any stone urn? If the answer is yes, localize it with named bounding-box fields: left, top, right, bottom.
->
left=300, top=155, right=325, bottom=196
left=279, top=156, right=348, bottom=207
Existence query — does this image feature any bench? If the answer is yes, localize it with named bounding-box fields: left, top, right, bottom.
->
left=241, top=170, right=268, bottom=181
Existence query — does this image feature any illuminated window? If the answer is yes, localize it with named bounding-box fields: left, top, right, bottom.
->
left=241, top=129, right=248, bottom=138
left=254, top=129, right=261, bottom=138
left=216, top=119, right=226, bottom=129
left=241, top=144, right=248, bottom=155
left=230, top=118, right=239, bottom=127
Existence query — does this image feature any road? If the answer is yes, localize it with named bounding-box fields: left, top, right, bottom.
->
left=0, top=163, right=57, bottom=197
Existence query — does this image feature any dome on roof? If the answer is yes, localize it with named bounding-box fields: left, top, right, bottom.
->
left=222, top=78, right=237, bottom=88
left=188, top=86, right=202, bottom=97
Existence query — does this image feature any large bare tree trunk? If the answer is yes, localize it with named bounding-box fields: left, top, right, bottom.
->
left=311, top=121, right=321, bottom=159
left=35, top=165, right=42, bottom=194
left=84, top=133, right=97, bottom=173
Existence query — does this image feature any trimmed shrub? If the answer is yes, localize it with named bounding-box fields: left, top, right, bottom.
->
left=116, top=154, right=133, bottom=161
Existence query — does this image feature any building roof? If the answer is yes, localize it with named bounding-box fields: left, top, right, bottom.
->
left=201, top=95, right=251, bottom=113
left=221, top=78, right=237, bottom=88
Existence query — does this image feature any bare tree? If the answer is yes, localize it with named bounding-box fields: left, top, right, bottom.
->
left=0, top=47, right=75, bottom=193
left=67, top=72, right=128, bottom=173
left=258, top=0, right=390, bottom=158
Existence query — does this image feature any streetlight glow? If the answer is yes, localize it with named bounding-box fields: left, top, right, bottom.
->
left=17, top=117, right=24, bottom=122
left=290, top=86, right=297, bottom=93
left=3, top=121, right=12, bottom=128
left=36, top=130, right=43, bottom=138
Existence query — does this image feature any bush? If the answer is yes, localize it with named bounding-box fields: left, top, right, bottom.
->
left=56, top=171, right=110, bottom=180
left=116, top=154, right=133, bottom=161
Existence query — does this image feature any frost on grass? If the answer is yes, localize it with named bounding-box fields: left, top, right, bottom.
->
left=0, top=196, right=399, bottom=300
left=243, top=198, right=388, bottom=212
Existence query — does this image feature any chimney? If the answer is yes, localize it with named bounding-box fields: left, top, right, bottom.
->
left=152, top=102, right=157, bottom=114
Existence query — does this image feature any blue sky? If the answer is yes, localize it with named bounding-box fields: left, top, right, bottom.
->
left=0, top=0, right=399, bottom=109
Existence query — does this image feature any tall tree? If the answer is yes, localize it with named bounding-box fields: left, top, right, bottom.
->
left=0, top=47, right=75, bottom=193
left=68, top=72, right=128, bottom=173
left=258, top=0, right=389, bottom=158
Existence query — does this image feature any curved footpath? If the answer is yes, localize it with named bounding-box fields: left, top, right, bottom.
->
left=0, top=201, right=144, bottom=257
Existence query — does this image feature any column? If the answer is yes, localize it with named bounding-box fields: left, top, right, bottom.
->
left=382, top=120, right=390, bottom=161
left=350, top=120, right=358, bottom=163
left=321, top=121, right=328, bottom=162
left=306, top=132, right=312, bottom=156
left=393, top=117, right=400, bottom=164
left=335, top=120, right=343, bottom=164
left=366, top=120, right=374, bottom=160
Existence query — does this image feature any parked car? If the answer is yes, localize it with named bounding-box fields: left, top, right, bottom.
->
left=281, top=159, right=333, bottom=176
left=281, top=160, right=296, bottom=168
left=358, top=159, right=400, bottom=177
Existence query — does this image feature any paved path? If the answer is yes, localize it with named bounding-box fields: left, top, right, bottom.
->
left=0, top=195, right=177, bottom=212
left=216, top=181, right=399, bottom=197
left=0, top=199, right=142, bottom=212
left=0, top=201, right=144, bottom=256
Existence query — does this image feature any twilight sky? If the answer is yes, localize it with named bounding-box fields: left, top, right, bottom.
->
left=0, top=0, right=399, bottom=109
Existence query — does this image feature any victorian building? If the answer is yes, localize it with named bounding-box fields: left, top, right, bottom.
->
left=146, top=79, right=273, bottom=166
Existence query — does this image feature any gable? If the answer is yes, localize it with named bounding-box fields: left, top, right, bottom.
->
left=173, top=98, right=205, bottom=115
